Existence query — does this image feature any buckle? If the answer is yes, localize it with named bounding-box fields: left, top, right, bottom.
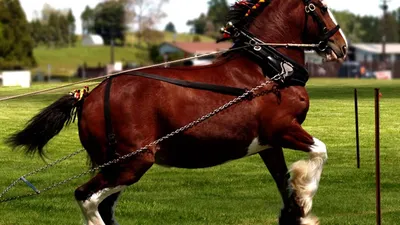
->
left=317, top=41, right=328, bottom=52
left=305, top=3, right=316, bottom=13
left=108, top=134, right=117, bottom=146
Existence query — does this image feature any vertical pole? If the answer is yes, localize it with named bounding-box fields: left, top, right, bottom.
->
left=47, top=64, right=52, bottom=82
left=110, top=38, right=115, bottom=65
left=381, top=0, right=388, bottom=69
left=374, top=88, right=381, bottom=225
left=354, top=89, right=360, bottom=168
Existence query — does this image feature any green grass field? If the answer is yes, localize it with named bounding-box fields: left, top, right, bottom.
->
left=0, top=79, right=399, bottom=225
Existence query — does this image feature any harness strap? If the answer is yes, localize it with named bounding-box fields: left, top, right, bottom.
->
left=104, top=77, right=117, bottom=158
left=320, top=25, right=340, bottom=40
left=129, top=71, right=251, bottom=98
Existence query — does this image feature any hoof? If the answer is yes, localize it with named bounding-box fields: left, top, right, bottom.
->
left=300, top=215, right=319, bottom=225
left=279, top=207, right=301, bottom=225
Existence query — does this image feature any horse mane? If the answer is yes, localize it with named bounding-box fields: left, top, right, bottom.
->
left=225, top=0, right=270, bottom=28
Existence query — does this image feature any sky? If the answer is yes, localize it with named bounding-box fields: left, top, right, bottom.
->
left=20, top=0, right=400, bottom=34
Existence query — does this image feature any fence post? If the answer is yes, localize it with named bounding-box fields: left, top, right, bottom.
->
left=374, top=88, right=381, bottom=225
left=354, top=89, right=360, bottom=168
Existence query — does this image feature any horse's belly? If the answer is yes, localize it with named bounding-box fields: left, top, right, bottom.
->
left=155, top=137, right=271, bottom=168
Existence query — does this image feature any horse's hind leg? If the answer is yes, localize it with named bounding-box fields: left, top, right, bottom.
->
left=281, top=123, right=328, bottom=225
left=75, top=173, right=126, bottom=225
left=75, top=153, right=154, bottom=225
left=259, top=148, right=302, bottom=224
left=98, top=192, right=122, bottom=225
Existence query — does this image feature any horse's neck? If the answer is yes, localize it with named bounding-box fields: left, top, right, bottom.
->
left=277, top=49, right=305, bottom=67
left=248, top=2, right=306, bottom=66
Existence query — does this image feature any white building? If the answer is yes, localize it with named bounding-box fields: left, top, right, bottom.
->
left=81, top=34, right=104, bottom=46
left=350, top=43, right=400, bottom=63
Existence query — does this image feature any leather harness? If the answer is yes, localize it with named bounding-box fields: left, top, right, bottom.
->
left=102, top=0, right=341, bottom=152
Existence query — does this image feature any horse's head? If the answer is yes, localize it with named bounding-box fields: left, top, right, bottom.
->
left=228, top=0, right=348, bottom=63
left=300, top=0, right=348, bottom=62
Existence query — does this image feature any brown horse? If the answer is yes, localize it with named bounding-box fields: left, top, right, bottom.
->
left=7, top=0, right=347, bottom=224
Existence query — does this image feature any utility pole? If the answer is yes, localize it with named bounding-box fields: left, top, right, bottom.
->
left=110, top=28, right=115, bottom=65
left=380, top=0, right=389, bottom=69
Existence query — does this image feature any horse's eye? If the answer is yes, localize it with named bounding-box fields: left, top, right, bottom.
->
left=320, top=6, right=328, bottom=13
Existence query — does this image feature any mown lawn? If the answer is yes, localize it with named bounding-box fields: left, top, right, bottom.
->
left=0, top=78, right=399, bottom=225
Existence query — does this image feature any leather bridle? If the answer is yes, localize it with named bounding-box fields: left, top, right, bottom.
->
left=220, top=0, right=341, bottom=53
left=214, top=0, right=344, bottom=86
left=303, top=0, right=341, bottom=51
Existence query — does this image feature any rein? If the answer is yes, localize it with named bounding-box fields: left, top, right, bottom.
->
left=0, top=42, right=320, bottom=103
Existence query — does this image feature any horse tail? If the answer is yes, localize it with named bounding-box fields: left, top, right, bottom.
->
left=6, top=88, right=89, bottom=158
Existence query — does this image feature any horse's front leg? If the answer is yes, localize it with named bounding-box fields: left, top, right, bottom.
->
left=259, top=148, right=302, bottom=225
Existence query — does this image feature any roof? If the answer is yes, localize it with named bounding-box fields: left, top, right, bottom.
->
left=82, top=34, right=104, bottom=45
left=160, top=42, right=233, bottom=55
left=352, top=43, right=400, bottom=54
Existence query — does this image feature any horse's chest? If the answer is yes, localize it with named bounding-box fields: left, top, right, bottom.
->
left=155, top=136, right=271, bottom=168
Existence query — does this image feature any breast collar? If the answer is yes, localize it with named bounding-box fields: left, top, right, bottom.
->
left=233, top=28, right=310, bottom=87
left=223, top=25, right=310, bottom=87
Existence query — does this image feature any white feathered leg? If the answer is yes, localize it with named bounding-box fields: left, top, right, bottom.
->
left=289, top=137, right=327, bottom=225
left=77, top=186, right=126, bottom=225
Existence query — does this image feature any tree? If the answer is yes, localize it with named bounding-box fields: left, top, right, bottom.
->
left=47, top=12, right=64, bottom=47
left=397, top=7, right=400, bottom=42
left=187, top=13, right=207, bottom=35
left=358, top=16, right=380, bottom=42
left=67, top=9, right=77, bottom=46
left=332, top=10, right=366, bottom=43
left=382, top=13, right=399, bottom=42
left=164, top=22, right=176, bottom=33
left=93, top=1, right=126, bottom=45
left=207, top=0, right=229, bottom=30
left=30, top=5, right=77, bottom=48
left=127, top=0, right=169, bottom=44
left=81, top=5, right=94, bottom=35
left=186, top=0, right=229, bottom=37
left=0, top=0, right=36, bottom=70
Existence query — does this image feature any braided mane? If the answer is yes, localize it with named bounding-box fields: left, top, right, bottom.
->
left=225, top=0, right=270, bottom=28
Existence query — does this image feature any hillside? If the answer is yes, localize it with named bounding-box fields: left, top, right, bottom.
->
left=32, top=32, right=216, bottom=77
left=33, top=46, right=149, bottom=77
left=125, top=32, right=216, bottom=44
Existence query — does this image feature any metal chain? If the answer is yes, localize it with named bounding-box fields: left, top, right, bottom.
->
left=0, top=149, right=85, bottom=202
left=0, top=79, right=274, bottom=203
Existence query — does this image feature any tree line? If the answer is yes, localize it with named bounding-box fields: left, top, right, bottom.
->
left=187, top=0, right=400, bottom=43
left=30, top=4, right=76, bottom=48
left=81, top=0, right=169, bottom=46
left=333, top=9, right=400, bottom=43
left=0, top=0, right=36, bottom=70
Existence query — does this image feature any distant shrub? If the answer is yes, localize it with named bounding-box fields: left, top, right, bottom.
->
left=192, top=35, right=201, bottom=42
